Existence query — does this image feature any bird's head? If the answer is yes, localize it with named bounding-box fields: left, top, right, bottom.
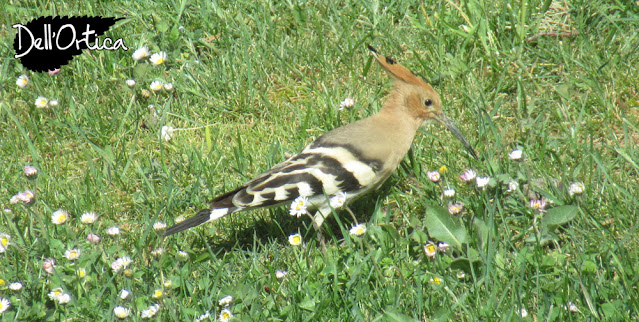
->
left=368, top=45, right=478, bottom=159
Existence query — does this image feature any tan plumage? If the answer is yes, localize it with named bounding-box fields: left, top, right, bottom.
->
left=164, top=45, right=477, bottom=240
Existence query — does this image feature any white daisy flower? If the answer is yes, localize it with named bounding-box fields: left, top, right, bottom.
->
left=448, top=203, right=463, bottom=215
left=289, top=196, right=309, bottom=217
left=149, top=51, right=167, bottom=65
left=16, top=75, right=29, bottom=88
left=0, top=298, right=10, bottom=313
left=443, top=188, right=455, bottom=198
left=195, top=311, right=210, bottom=322
left=132, top=46, right=150, bottom=61
left=106, top=226, right=120, bottom=235
left=0, top=233, right=10, bottom=253
left=112, top=256, right=132, bottom=273
left=339, top=97, right=354, bottom=110
left=35, top=96, right=49, bottom=108
left=153, top=222, right=167, bottom=231
left=126, top=79, right=136, bottom=87
left=15, top=190, right=35, bottom=204
left=150, top=80, right=163, bottom=91
left=288, top=233, right=302, bottom=246
left=161, top=125, right=174, bottom=141
left=163, top=83, right=173, bottom=91
left=57, top=293, right=71, bottom=304
left=219, top=308, right=232, bottom=322
left=219, top=295, right=233, bottom=306
left=349, top=224, right=366, bottom=237
left=141, top=303, right=160, bottom=318
left=111, top=260, right=123, bottom=273
left=459, top=169, right=477, bottom=182
left=64, top=248, right=81, bottom=260
left=476, top=176, right=490, bottom=189
left=425, top=242, right=437, bottom=258
left=329, top=191, right=347, bottom=209
left=119, top=289, right=130, bottom=300
left=9, top=282, right=23, bottom=291
left=48, top=100, right=59, bottom=107
left=114, top=306, right=131, bottom=319
left=51, top=209, right=69, bottom=225
left=48, top=287, right=65, bottom=301
left=275, top=270, right=288, bottom=279
left=80, top=212, right=98, bottom=224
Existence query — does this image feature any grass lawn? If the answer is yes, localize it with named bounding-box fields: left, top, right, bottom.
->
left=1, top=0, right=638, bottom=320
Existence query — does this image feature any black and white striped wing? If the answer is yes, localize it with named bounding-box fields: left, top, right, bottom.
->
left=164, top=141, right=386, bottom=236
left=231, top=142, right=384, bottom=209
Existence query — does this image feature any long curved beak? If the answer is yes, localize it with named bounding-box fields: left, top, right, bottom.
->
left=434, top=113, right=478, bottom=159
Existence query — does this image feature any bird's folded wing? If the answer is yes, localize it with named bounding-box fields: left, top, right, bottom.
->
left=225, top=139, right=385, bottom=210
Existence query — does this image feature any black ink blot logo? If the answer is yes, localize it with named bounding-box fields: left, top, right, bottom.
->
left=13, top=16, right=127, bottom=72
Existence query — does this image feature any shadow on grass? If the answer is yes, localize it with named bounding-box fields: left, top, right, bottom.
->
left=187, top=185, right=393, bottom=254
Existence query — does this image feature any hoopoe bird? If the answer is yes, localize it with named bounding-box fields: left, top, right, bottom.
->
left=164, top=46, right=477, bottom=244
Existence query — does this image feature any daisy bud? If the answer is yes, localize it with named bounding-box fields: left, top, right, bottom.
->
left=459, top=169, right=477, bottom=182
left=86, top=233, right=101, bottom=244
left=427, top=171, right=440, bottom=183
left=476, top=176, right=490, bottom=189
left=443, top=189, right=455, bottom=198
left=509, top=149, right=523, bottom=161
left=24, top=165, right=38, bottom=179
left=569, top=182, right=585, bottom=196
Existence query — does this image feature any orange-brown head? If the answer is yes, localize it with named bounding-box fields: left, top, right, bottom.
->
left=368, top=45, right=477, bottom=159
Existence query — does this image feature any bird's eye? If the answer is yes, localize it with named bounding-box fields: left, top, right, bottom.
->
left=424, top=99, right=433, bottom=106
